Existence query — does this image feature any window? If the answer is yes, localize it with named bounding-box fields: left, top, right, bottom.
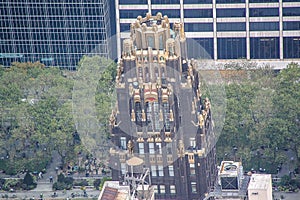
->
left=147, top=36, right=154, bottom=48
left=217, top=22, right=246, bottom=32
left=153, top=102, right=160, bottom=132
left=185, top=0, right=212, bottom=3
left=152, top=0, right=180, bottom=3
left=187, top=38, right=214, bottom=59
left=166, top=142, right=172, bottom=154
left=120, top=23, right=131, bottom=32
left=153, top=185, right=158, bottom=193
left=184, top=9, right=213, bottom=18
left=250, top=22, right=279, bottom=31
left=249, top=0, right=278, bottom=2
left=135, top=102, right=143, bottom=124
left=283, top=0, right=300, bottom=2
left=158, top=165, right=164, bottom=176
left=217, top=38, right=246, bottom=59
left=190, top=138, right=196, bottom=148
left=250, top=37, right=279, bottom=59
left=159, top=35, right=164, bottom=50
left=185, top=23, right=213, bottom=32
left=163, top=102, right=170, bottom=131
left=191, top=182, right=197, bottom=193
left=151, top=165, right=157, bottom=177
left=120, top=137, right=127, bottom=150
left=249, top=8, right=279, bottom=17
left=121, top=163, right=126, bottom=175
left=119, top=9, right=148, bottom=18
left=152, top=9, right=180, bottom=18
left=217, top=0, right=245, bottom=3
left=160, top=185, right=165, bottom=194
left=156, top=142, right=162, bottom=154
left=119, top=0, right=147, bottom=4
left=283, top=22, right=300, bottom=30
left=283, top=37, right=300, bottom=58
left=190, top=163, right=196, bottom=175
left=170, top=185, right=176, bottom=194
left=216, top=8, right=245, bottom=17
left=139, top=143, right=145, bottom=154
left=146, top=102, right=152, bottom=131
left=149, top=143, right=155, bottom=154
left=169, top=165, right=174, bottom=176
left=283, top=7, right=300, bottom=16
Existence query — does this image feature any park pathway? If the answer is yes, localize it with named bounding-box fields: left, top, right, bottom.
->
left=33, top=151, right=61, bottom=192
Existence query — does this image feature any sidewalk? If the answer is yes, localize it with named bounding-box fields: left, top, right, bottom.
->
left=273, top=191, right=300, bottom=200
left=0, top=151, right=103, bottom=199
left=0, top=188, right=100, bottom=199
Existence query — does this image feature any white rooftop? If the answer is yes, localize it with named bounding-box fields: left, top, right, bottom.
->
left=248, top=174, right=272, bottom=190
left=219, top=161, right=241, bottom=177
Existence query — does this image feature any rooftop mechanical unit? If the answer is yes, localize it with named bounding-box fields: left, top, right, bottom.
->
left=218, top=161, right=244, bottom=191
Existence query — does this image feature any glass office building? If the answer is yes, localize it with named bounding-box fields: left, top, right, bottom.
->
left=115, top=0, right=300, bottom=67
left=0, top=0, right=111, bottom=69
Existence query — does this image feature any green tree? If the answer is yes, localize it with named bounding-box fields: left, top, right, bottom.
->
left=272, top=63, right=300, bottom=161
left=23, top=172, right=36, bottom=190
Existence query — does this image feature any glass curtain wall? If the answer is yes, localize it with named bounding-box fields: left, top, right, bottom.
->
left=0, top=0, right=110, bottom=69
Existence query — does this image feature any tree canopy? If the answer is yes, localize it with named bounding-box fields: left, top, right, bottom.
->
left=216, top=63, right=300, bottom=173
left=0, top=57, right=116, bottom=175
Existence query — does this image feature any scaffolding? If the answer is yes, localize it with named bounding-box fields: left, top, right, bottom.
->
left=124, top=156, right=154, bottom=200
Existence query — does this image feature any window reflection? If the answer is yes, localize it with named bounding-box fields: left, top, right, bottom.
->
left=283, top=37, right=300, bottom=58
left=249, top=8, right=279, bottom=17
left=249, top=0, right=278, bottom=2
left=185, top=23, right=213, bottom=32
left=216, top=8, right=246, bottom=18
left=218, top=38, right=246, bottom=59
left=184, top=9, right=213, bottom=18
left=120, top=9, right=148, bottom=18
left=217, top=0, right=245, bottom=3
left=283, top=22, right=300, bottom=30
left=283, top=7, right=300, bottom=16
left=250, top=22, right=279, bottom=31
left=187, top=38, right=214, bottom=59
left=185, top=0, right=212, bottom=3
left=217, top=22, right=246, bottom=31
left=152, top=9, right=180, bottom=18
left=250, top=37, right=279, bottom=59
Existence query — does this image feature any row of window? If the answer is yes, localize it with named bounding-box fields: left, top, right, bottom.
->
left=153, top=183, right=197, bottom=194
left=188, top=37, right=299, bottom=59
left=1, top=6, right=106, bottom=16
left=118, top=21, right=299, bottom=33
left=119, top=0, right=300, bottom=4
left=119, top=7, right=300, bottom=18
left=120, top=21, right=299, bottom=33
left=130, top=21, right=300, bottom=32
left=1, top=34, right=106, bottom=41
left=0, top=56, right=83, bottom=69
left=151, top=164, right=196, bottom=177
left=153, top=184, right=176, bottom=194
left=120, top=137, right=173, bottom=154
left=0, top=47, right=108, bottom=67
left=1, top=21, right=106, bottom=29
left=0, top=44, right=102, bottom=53
left=117, top=36, right=299, bottom=60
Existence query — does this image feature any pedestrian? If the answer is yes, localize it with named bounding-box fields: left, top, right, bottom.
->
left=49, top=176, right=53, bottom=183
left=39, top=172, right=43, bottom=179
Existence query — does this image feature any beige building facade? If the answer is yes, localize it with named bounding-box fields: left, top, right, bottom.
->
left=248, top=174, right=272, bottom=200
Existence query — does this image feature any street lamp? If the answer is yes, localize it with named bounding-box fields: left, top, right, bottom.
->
left=233, top=146, right=238, bottom=161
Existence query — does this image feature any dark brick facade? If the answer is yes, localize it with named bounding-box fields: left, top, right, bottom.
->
left=109, top=13, right=217, bottom=200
